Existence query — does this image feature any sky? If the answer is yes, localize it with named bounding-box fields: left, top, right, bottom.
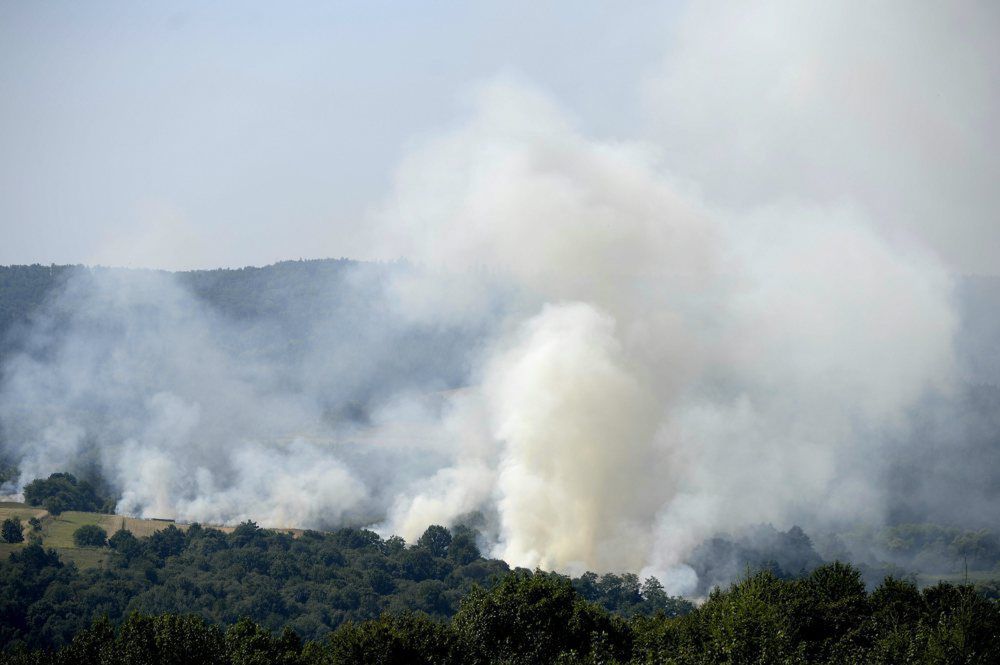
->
left=0, top=1, right=677, bottom=269
left=0, top=0, right=996, bottom=273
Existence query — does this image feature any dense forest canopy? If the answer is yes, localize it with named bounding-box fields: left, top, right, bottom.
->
left=1, top=543, right=998, bottom=663
left=0, top=520, right=692, bottom=651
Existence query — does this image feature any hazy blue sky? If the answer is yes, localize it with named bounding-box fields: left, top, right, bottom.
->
left=0, top=1, right=677, bottom=269
left=1, top=1, right=996, bottom=273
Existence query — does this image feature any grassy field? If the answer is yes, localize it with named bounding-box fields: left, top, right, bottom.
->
left=0, top=501, right=297, bottom=569
left=0, top=501, right=48, bottom=522
left=0, top=502, right=204, bottom=569
left=41, top=511, right=194, bottom=546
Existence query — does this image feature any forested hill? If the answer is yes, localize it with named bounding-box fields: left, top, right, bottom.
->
left=3, top=262, right=1000, bottom=528
left=0, top=259, right=368, bottom=349
left=0, top=264, right=76, bottom=357
left=3, top=262, right=998, bottom=369
left=0, top=260, right=481, bottom=419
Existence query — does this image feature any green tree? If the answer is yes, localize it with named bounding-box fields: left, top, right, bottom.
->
left=453, top=572, right=631, bottom=664
left=638, top=575, right=692, bottom=617
left=448, top=526, right=480, bottom=565
left=56, top=615, right=116, bottom=664
left=147, top=524, right=186, bottom=558
left=783, top=561, right=869, bottom=661
left=417, top=525, right=452, bottom=558
left=684, top=569, right=797, bottom=664
left=225, top=617, right=300, bottom=665
left=1, top=517, right=24, bottom=543
left=108, top=528, right=142, bottom=560
left=72, top=524, right=107, bottom=548
left=22, top=472, right=111, bottom=515
left=327, top=613, right=472, bottom=664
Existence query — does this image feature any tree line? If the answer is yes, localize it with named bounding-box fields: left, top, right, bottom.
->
left=2, top=563, right=998, bottom=664
left=0, top=521, right=689, bottom=653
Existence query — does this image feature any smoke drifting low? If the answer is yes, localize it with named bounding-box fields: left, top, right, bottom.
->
left=1, top=0, right=996, bottom=595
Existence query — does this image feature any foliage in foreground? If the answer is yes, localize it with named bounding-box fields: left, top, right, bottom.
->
left=1, top=564, right=998, bottom=664
left=0, top=523, right=687, bottom=651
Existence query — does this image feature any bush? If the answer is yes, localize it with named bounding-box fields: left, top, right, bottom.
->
left=72, top=524, right=108, bottom=548
left=22, top=472, right=112, bottom=515
left=108, top=528, right=141, bottom=558
left=1, top=517, right=24, bottom=543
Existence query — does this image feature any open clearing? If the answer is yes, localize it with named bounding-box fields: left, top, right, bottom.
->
left=0, top=503, right=203, bottom=568
left=0, top=502, right=304, bottom=569
left=1, top=503, right=186, bottom=568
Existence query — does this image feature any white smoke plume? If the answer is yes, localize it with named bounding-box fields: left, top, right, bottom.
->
left=377, top=79, right=957, bottom=588
left=1, top=0, right=994, bottom=596
left=644, top=0, right=1000, bottom=274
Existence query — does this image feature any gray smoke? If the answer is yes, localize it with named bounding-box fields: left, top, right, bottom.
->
left=374, top=79, right=957, bottom=590
left=1, top=0, right=997, bottom=596
left=0, top=264, right=484, bottom=528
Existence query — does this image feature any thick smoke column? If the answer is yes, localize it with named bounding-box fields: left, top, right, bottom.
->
left=378, top=80, right=957, bottom=587
left=488, top=303, right=663, bottom=572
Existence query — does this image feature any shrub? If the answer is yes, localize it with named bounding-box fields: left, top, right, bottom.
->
left=108, top=528, right=141, bottom=558
left=1, top=517, right=24, bottom=543
left=73, top=524, right=108, bottom=548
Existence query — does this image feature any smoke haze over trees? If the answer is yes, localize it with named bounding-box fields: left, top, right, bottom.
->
left=1, top=261, right=999, bottom=596
left=0, top=0, right=998, bottom=602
